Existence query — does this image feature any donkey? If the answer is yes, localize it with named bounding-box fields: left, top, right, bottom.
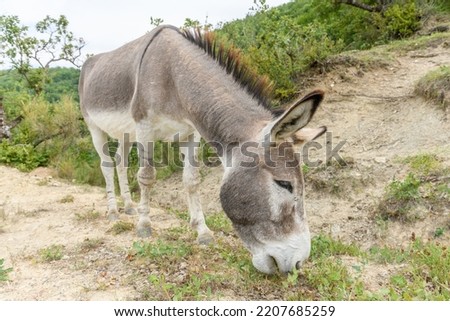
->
left=79, top=25, right=327, bottom=274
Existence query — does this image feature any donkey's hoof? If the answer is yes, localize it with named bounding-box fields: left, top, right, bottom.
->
left=197, top=231, right=214, bottom=245
left=137, top=226, right=152, bottom=238
left=107, top=209, right=120, bottom=221
left=124, top=207, right=137, bottom=216
left=137, top=219, right=152, bottom=238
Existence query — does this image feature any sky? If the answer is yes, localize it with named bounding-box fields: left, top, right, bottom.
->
left=1, top=0, right=290, bottom=62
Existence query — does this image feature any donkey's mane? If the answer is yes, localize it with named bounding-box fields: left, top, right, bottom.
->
left=181, top=28, right=273, bottom=108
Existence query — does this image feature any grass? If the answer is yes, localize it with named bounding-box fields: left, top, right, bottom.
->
left=107, top=221, right=134, bottom=235
left=415, top=65, right=450, bottom=108
left=113, top=208, right=448, bottom=300
left=383, top=31, right=450, bottom=53
left=39, top=244, right=64, bottom=262
left=310, top=234, right=364, bottom=260
left=126, top=224, right=450, bottom=300
left=370, top=240, right=450, bottom=300
left=0, top=258, right=13, bottom=282
left=377, top=173, right=421, bottom=221
left=434, top=227, right=445, bottom=238
left=79, top=237, right=105, bottom=252
left=377, top=153, right=449, bottom=221
left=320, top=32, right=450, bottom=79
left=306, top=161, right=374, bottom=197
left=75, top=208, right=101, bottom=222
left=131, top=239, right=193, bottom=263
left=205, top=212, right=233, bottom=234
left=148, top=273, right=220, bottom=301
left=403, top=153, right=443, bottom=175
left=59, top=194, right=75, bottom=203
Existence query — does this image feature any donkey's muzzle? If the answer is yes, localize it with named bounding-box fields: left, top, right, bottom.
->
left=251, top=229, right=311, bottom=274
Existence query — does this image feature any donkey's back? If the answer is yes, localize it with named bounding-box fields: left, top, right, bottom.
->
left=79, top=32, right=148, bottom=114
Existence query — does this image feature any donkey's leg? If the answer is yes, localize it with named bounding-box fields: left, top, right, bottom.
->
left=181, top=133, right=213, bottom=245
left=135, top=124, right=154, bottom=237
left=90, top=126, right=119, bottom=221
left=116, top=136, right=136, bottom=215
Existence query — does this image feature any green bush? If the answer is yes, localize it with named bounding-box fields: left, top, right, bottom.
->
left=217, top=0, right=428, bottom=101
left=54, top=136, right=104, bottom=186
left=219, top=1, right=345, bottom=101
left=383, top=2, right=421, bottom=39
left=0, top=140, right=48, bottom=171
left=0, top=96, right=101, bottom=182
left=0, top=88, right=32, bottom=120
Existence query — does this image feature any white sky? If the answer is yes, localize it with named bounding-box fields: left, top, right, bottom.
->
left=1, top=0, right=290, bottom=59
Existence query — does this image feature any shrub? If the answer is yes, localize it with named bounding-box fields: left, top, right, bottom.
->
left=13, top=96, right=81, bottom=147
left=219, top=1, right=345, bottom=101
left=0, top=96, right=87, bottom=173
left=383, top=1, right=421, bottom=39
left=217, top=0, right=427, bottom=101
left=0, top=140, right=48, bottom=171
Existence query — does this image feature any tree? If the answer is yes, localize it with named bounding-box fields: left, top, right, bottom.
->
left=0, top=15, right=85, bottom=95
left=336, top=0, right=421, bottom=39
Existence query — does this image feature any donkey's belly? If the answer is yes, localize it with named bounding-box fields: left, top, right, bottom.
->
left=88, top=110, right=194, bottom=142
left=150, top=114, right=195, bottom=141
left=89, top=110, right=137, bottom=140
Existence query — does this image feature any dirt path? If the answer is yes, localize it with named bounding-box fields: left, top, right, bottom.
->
left=1, top=39, right=449, bottom=300
left=303, top=42, right=449, bottom=248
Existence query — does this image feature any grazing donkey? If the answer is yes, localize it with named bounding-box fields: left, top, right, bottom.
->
left=79, top=25, right=327, bottom=274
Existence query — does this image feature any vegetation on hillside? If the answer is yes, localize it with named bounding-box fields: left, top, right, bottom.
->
left=217, top=0, right=435, bottom=100
left=128, top=219, right=450, bottom=300
left=415, top=65, right=450, bottom=108
left=377, top=154, right=450, bottom=222
left=0, top=0, right=449, bottom=181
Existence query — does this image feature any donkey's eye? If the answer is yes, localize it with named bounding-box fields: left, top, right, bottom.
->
left=274, top=180, right=293, bottom=193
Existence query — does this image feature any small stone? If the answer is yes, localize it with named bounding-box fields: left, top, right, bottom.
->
left=374, top=157, right=387, bottom=164
left=330, top=224, right=341, bottom=238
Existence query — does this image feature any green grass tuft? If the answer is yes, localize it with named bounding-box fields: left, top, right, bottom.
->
left=311, top=234, right=363, bottom=260
left=39, top=244, right=64, bottom=262
left=107, top=221, right=134, bottom=235
left=415, top=65, right=450, bottom=108
left=377, top=154, right=449, bottom=221
left=0, top=258, right=13, bottom=282
left=131, top=240, right=193, bottom=262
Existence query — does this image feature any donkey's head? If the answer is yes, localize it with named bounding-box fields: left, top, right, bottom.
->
left=220, top=90, right=326, bottom=274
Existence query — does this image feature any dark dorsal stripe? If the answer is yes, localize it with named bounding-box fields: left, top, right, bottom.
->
left=181, top=28, right=274, bottom=109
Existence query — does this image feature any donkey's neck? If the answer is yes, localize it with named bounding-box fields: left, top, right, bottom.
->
left=169, top=36, right=274, bottom=145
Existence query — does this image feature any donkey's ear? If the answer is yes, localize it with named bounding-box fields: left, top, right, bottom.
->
left=293, top=126, right=327, bottom=144
left=270, top=90, right=324, bottom=142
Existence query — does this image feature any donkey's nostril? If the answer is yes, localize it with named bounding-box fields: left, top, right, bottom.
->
left=269, top=255, right=278, bottom=269
left=295, top=261, right=303, bottom=270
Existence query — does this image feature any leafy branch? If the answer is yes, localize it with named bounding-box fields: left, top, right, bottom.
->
left=0, top=15, right=85, bottom=95
left=335, top=0, right=393, bottom=13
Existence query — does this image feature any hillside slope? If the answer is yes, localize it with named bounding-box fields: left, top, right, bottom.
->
left=0, top=34, right=449, bottom=300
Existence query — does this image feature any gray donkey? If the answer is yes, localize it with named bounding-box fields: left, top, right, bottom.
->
left=79, top=25, right=327, bottom=274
